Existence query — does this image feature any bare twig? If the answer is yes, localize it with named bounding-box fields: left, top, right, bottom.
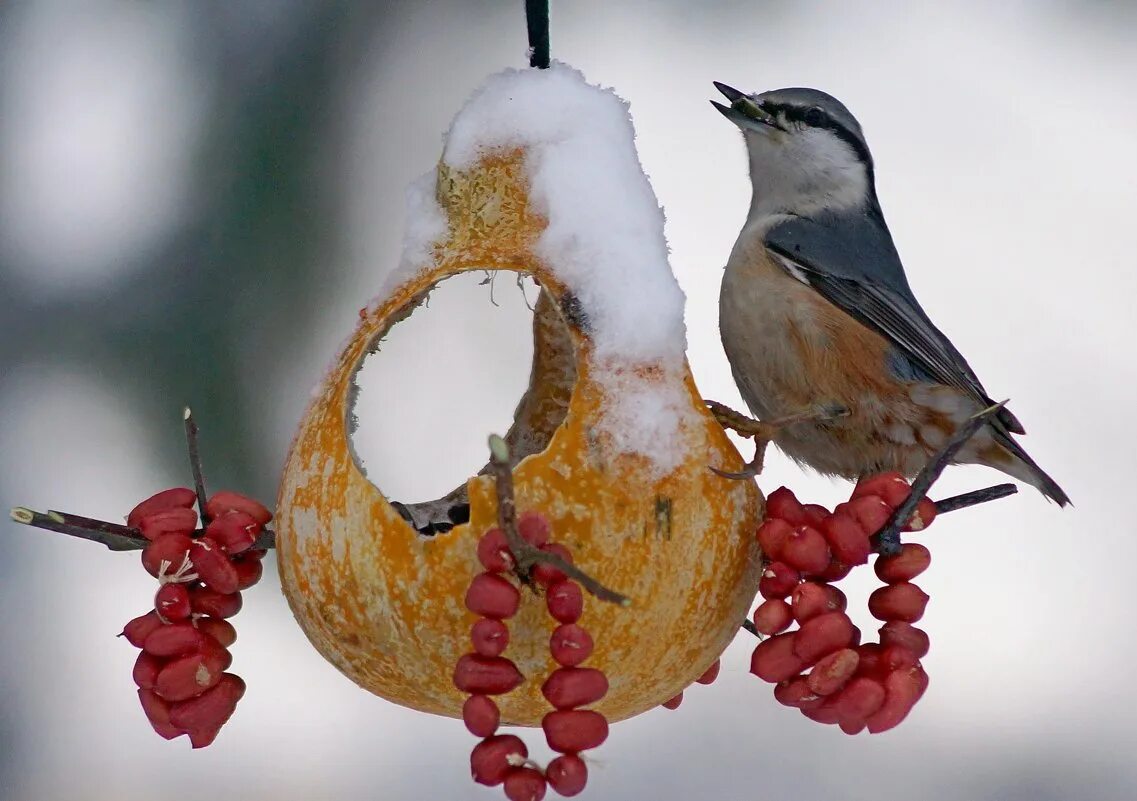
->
left=487, top=434, right=630, bottom=607
left=10, top=507, right=147, bottom=552
left=871, top=401, right=1008, bottom=555
left=934, top=483, right=1017, bottom=514
left=8, top=508, right=277, bottom=552
left=184, top=407, right=210, bottom=525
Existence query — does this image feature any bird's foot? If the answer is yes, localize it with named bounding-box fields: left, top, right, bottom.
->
left=705, top=400, right=849, bottom=481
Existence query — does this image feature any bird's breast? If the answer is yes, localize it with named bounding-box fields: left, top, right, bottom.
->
left=719, top=240, right=959, bottom=477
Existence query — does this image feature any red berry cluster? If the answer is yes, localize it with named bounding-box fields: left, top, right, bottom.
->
left=750, top=473, right=936, bottom=734
left=120, top=487, right=270, bottom=747
left=455, top=512, right=608, bottom=801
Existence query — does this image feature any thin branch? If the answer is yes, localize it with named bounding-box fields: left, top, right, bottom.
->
left=871, top=400, right=1008, bottom=555
left=934, top=483, right=1018, bottom=514
left=184, top=407, right=210, bottom=526
left=10, top=508, right=147, bottom=552
left=487, top=434, right=630, bottom=607
left=9, top=508, right=276, bottom=552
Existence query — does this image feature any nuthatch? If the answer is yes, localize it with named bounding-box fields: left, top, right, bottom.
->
left=711, top=82, right=1069, bottom=505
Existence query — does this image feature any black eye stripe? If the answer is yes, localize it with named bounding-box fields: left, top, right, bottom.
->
left=762, top=101, right=874, bottom=173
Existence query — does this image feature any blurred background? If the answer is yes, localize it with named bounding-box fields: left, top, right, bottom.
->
left=2, top=1, right=1135, bottom=800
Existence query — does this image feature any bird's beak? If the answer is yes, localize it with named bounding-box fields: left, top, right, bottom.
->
left=711, top=81, right=780, bottom=131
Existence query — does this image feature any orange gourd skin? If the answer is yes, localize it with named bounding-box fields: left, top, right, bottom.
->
left=275, top=152, right=763, bottom=725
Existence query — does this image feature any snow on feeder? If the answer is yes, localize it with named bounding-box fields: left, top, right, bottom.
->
left=274, top=64, right=763, bottom=725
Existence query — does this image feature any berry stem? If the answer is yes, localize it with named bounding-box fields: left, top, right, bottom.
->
left=183, top=407, right=211, bottom=526
left=487, top=434, right=630, bottom=607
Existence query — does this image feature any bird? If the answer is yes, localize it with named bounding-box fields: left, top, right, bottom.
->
left=710, top=82, right=1069, bottom=505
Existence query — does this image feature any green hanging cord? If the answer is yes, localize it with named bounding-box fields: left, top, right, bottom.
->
left=526, top=0, right=550, bottom=69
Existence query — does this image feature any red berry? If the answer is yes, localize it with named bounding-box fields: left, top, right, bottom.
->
left=453, top=654, right=524, bottom=695
left=154, top=646, right=230, bottom=702
left=781, top=525, right=830, bottom=575
left=866, top=667, right=925, bottom=734
left=517, top=511, right=550, bottom=547
left=880, top=644, right=919, bottom=673
left=205, top=490, right=272, bottom=525
left=846, top=496, right=893, bottom=536
left=868, top=582, right=930, bottom=622
left=477, top=528, right=514, bottom=573
left=549, top=624, right=594, bottom=667
left=122, top=610, right=163, bottom=648
left=756, top=518, right=794, bottom=561
left=471, top=618, right=510, bottom=657
left=471, top=735, right=528, bottom=786
left=141, top=533, right=193, bottom=579
left=188, top=585, right=243, bottom=618
left=903, top=498, right=938, bottom=531
left=835, top=676, right=886, bottom=724
left=766, top=487, right=806, bottom=525
left=816, top=557, right=853, bottom=582
left=758, top=561, right=800, bottom=600
left=542, top=709, right=609, bottom=752
left=197, top=617, right=237, bottom=648
left=137, top=688, right=184, bottom=740
left=852, top=472, right=910, bottom=506
left=206, top=511, right=260, bottom=555
left=790, top=582, right=840, bottom=624
left=874, top=543, right=931, bottom=583
left=127, top=488, right=196, bottom=529
left=753, top=599, right=793, bottom=635
left=546, top=580, right=583, bottom=624
left=695, top=659, right=721, bottom=685
left=462, top=694, right=500, bottom=737
left=132, top=651, right=163, bottom=689
left=821, top=513, right=871, bottom=566
left=541, top=667, right=609, bottom=709
left=750, top=632, right=806, bottom=683
left=155, top=583, right=191, bottom=622
left=465, top=573, right=521, bottom=619
left=773, top=675, right=823, bottom=709
left=191, top=537, right=240, bottom=595
left=139, top=507, right=198, bottom=541
left=806, top=648, right=860, bottom=696
left=793, top=612, right=857, bottom=664
left=661, top=692, right=683, bottom=710
left=854, top=644, right=885, bottom=679
left=800, top=696, right=842, bottom=725
left=879, top=621, right=930, bottom=659
left=801, top=503, right=830, bottom=526
left=546, top=754, right=588, bottom=797
left=532, top=543, right=574, bottom=585
left=142, top=622, right=208, bottom=657
left=232, top=557, right=263, bottom=590
left=168, top=673, right=246, bottom=745
left=504, top=767, right=547, bottom=801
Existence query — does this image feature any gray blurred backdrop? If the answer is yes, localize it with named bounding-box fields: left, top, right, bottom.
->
left=2, top=2, right=1135, bottom=800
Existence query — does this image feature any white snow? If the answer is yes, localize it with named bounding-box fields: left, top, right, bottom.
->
left=373, top=63, right=694, bottom=474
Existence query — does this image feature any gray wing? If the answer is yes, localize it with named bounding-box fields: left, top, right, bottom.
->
left=765, top=210, right=1025, bottom=434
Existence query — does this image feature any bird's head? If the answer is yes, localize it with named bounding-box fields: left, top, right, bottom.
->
left=712, top=83, right=877, bottom=224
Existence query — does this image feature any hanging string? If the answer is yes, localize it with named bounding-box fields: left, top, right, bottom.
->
left=526, top=0, right=550, bottom=69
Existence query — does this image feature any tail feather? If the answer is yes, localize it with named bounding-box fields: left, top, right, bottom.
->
left=990, top=428, right=1070, bottom=506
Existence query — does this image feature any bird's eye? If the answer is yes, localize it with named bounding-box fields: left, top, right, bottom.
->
left=803, top=106, right=826, bottom=126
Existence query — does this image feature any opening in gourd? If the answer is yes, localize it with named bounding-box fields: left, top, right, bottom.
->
left=348, top=269, right=577, bottom=534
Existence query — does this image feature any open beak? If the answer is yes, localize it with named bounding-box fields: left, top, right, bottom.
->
left=711, top=82, right=780, bottom=131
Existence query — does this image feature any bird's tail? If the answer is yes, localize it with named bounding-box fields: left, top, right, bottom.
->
left=990, top=429, right=1070, bottom=506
